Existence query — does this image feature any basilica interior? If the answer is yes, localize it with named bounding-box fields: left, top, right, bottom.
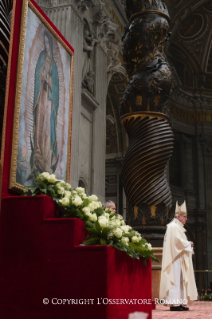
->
left=0, top=0, right=212, bottom=294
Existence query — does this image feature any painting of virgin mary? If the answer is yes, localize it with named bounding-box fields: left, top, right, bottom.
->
left=29, top=31, right=59, bottom=179
left=12, top=5, right=73, bottom=190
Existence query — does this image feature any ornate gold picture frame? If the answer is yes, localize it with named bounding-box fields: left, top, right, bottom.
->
left=9, top=0, right=74, bottom=192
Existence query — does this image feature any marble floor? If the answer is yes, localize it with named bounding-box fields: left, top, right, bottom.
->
left=152, top=301, right=212, bottom=318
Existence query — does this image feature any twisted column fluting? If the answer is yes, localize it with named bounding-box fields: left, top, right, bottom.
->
left=121, top=0, right=174, bottom=239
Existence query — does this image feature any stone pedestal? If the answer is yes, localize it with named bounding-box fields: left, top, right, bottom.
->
left=152, top=248, right=163, bottom=301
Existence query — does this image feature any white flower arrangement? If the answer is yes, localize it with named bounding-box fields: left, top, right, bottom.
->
left=23, top=173, right=158, bottom=263
left=72, top=195, right=83, bottom=207
left=76, top=187, right=85, bottom=194
left=113, top=228, right=123, bottom=238
left=98, top=216, right=109, bottom=228
left=131, top=236, right=141, bottom=243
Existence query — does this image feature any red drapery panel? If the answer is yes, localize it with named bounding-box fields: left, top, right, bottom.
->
left=0, top=196, right=152, bottom=319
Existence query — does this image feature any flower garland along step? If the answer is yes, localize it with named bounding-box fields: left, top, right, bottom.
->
left=23, top=172, right=158, bottom=264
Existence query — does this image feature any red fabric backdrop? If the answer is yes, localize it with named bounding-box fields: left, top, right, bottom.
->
left=0, top=196, right=152, bottom=319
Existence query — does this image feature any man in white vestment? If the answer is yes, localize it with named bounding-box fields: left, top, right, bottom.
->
left=103, top=200, right=126, bottom=224
left=159, top=201, right=198, bottom=311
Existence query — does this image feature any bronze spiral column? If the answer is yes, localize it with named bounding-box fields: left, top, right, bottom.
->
left=0, top=0, right=13, bottom=66
left=121, top=0, right=174, bottom=242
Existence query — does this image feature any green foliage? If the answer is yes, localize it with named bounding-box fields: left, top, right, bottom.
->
left=23, top=172, right=159, bottom=264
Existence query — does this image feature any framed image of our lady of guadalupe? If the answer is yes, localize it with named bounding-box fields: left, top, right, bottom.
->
left=7, top=0, right=74, bottom=192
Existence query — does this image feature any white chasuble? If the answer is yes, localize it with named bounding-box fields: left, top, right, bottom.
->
left=159, top=218, right=198, bottom=304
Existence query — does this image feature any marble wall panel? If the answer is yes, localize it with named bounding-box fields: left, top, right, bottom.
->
left=79, top=112, right=92, bottom=194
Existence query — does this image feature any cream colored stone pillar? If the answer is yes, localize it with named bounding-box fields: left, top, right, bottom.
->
left=152, top=247, right=163, bottom=300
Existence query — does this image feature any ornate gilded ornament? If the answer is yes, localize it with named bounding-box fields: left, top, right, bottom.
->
left=121, top=0, right=174, bottom=239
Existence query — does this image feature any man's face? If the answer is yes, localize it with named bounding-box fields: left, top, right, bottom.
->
left=110, top=203, right=116, bottom=213
left=177, top=214, right=187, bottom=225
left=106, top=203, right=116, bottom=213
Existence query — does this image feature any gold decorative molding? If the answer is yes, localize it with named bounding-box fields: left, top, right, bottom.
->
left=167, top=206, right=170, bottom=217
left=142, top=214, right=146, bottom=225
left=9, top=0, right=28, bottom=192
left=151, top=205, right=157, bottom=218
left=133, top=205, right=138, bottom=219
left=121, top=111, right=170, bottom=124
left=9, top=0, right=74, bottom=191
left=170, top=103, right=212, bottom=123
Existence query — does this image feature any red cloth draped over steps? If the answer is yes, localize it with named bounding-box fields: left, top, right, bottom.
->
left=0, top=196, right=152, bottom=319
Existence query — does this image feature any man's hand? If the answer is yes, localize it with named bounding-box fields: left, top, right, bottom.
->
left=190, top=241, right=194, bottom=247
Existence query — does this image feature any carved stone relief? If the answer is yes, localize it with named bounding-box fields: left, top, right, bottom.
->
left=162, top=0, right=212, bottom=99
left=77, top=0, right=91, bottom=12
left=82, top=20, right=98, bottom=92
left=170, top=87, right=212, bottom=111
left=106, top=37, right=122, bottom=84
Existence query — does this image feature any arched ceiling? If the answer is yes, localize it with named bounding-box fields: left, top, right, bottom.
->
left=163, top=0, right=212, bottom=97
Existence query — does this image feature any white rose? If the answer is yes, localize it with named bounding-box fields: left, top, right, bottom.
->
left=120, top=219, right=125, bottom=226
left=92, top=201, right=99, bottom=210
left=121, top=237, right=129, bottom=245
left=82, top=207, right=91, bottom=215
left=88, top=203, right=95, bottom=212
left=47, top=174, right=56, bottom=183
left=110, top=219, right=121, bottom=227
left=60, top=196, right=70, bottom=206
left=81, top=193, right=87, bottom=199
left=107, top=231, right=113, bottom=239
left=56, top=181, right=63, bottom=187
left=146, top=243, right=152, bottom=250
left=134, top=232, right=141, bottom=238
left=64, top=182, right=71, bottom=190
left=90, top=213, right=97, bottom=222
left=131, top=236, right=140, bottom=243
left=88, top=195, right=98, bottom=202
left=113, top=228, right=123, bottom=238
left=72, top=195, right=83, bottom=206
left=76, top=187, right=85, bottom=194
left=64, top=191, right=72, bottom=197
left=39, top=172, right=50, bottom=180
left=98, top=216, right=108, bottom=228
left=103, top=213, right=110, bottom=219
left=57, top=187, right=65, bottom=195
left=84, top=212, right=92, bottom=218
left=57, top=180, right=65, bottom=186
left=121, top=225, right=131, bottom=233
left=98, top=201, right=102, bottom=208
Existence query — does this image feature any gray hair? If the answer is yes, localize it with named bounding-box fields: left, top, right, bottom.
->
left=175, top=213, right=187, bottom=217
left=103, top=200, right=115, bottom=209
